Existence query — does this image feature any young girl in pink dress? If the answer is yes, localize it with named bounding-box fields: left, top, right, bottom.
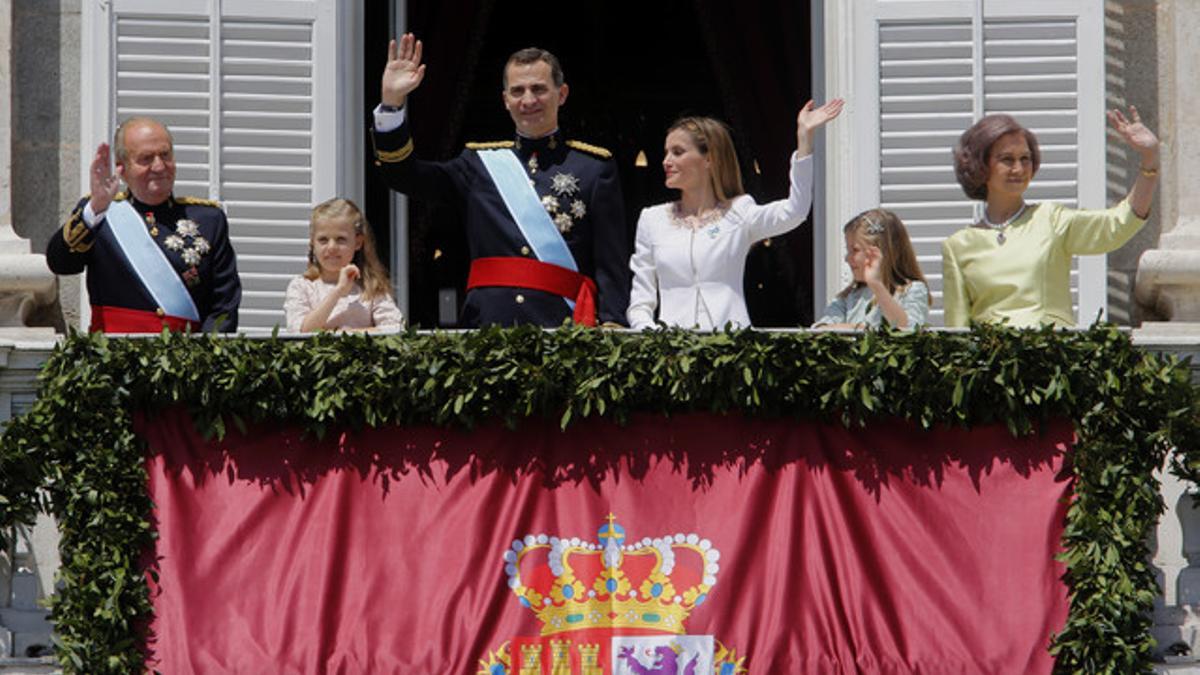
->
left=284, top=198, right=403, bottom=332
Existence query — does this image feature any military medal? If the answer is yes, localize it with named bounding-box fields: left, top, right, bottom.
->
left=570, top=200, right=586, bottom=219
left=554, top=212, right=574, bottom=233
left=527, top=153, right=539, bottom=174
left=551, top=172, right=580, bottom=196
left=145, top=212, right=158, bottom=237
left=163, top=219, right=211, bottom=285
left=541, top=195, right=559, bottom=213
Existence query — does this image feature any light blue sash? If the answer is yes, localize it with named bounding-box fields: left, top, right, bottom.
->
left=105, top=199, right=200, bottom=322
left=477, top=149, right=579, bottom=273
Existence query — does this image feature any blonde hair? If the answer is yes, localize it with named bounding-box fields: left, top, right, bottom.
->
left=838, top=208, right=929, bottom=303
left=667, top=116, right=745, bottom=202
left=304, top=198, right=394, bottom=302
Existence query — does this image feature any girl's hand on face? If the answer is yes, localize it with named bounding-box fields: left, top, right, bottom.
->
left=863, top=246, right=884, bottom=286
left=336, top=263, right=360, bottom=296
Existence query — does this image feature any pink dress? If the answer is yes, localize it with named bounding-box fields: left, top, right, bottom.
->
left=283, top=276, right=404, bottom=331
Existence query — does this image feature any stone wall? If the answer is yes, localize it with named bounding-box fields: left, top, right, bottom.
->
left=9, top=1, right=80, bottom=329
left=1132, top=0, right=1200, bottom=321
left=1105, top=0, right=1160, bottom=325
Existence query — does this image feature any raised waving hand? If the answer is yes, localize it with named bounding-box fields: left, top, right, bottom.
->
left=88, top=143, right=122, bottom=214
left=796, top=98, right=845, bottom=157
left=381, top=33, right=427, bottom=108
left=1107, top=105, right=1160, bottom=219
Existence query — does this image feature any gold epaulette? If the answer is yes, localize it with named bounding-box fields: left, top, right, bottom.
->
left=465, top=140, right=515, bottom=150
left=176, top=195, right=221, bottom=208
left=566, top=140, right=611, bottom=159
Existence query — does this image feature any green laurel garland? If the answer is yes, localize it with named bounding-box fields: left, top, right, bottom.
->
left=1, top=324, right=1198, bottom=673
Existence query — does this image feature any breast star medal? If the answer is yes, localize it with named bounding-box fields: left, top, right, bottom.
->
left=543, top=173, right=583, bottom=233
left=163, top=219, right=211, bottom=286
left=554, top=212, right=574, bottom=233
left=550, top=172, right=580, bottom=197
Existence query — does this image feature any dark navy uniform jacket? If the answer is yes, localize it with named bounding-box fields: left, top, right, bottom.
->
left=372, top=118, right=630, bottom=327
left=46, top=193, right=242, bottom=332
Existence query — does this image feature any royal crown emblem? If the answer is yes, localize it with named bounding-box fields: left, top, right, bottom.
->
left=479, top=516, right=748, bottom=674
left=506, top=514, right=719, bottom=635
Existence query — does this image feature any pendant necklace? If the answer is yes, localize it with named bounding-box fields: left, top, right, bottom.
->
left=981, top=202, right=1027, bottom=245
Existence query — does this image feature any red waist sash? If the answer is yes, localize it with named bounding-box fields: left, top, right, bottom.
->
left=466, top=257, right=597, bottom=326
left=90, top=305, right=199, bottom=334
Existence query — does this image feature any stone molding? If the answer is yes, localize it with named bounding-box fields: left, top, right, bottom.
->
left=1134, top=0, right=1200, bottom=321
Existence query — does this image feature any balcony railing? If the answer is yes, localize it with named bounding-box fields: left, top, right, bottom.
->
left=2, top=329, right=1200, bottom=671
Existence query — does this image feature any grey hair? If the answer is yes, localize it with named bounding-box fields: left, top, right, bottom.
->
left=112, top=117, right=174, bottom=164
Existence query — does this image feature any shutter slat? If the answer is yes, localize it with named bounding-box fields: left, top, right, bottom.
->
left=113, top=13, right=213, bottom=205
left=216, top=17, right=318, bottom=330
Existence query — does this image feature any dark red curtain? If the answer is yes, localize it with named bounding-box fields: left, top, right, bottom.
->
left=141, top=409, right=1071, bottom=674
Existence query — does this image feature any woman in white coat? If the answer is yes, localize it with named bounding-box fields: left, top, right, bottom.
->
left=626, top=100, right=844, bottom=330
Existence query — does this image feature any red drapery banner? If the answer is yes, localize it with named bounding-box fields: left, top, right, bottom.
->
left=139, top=408, right=1072, bottom=674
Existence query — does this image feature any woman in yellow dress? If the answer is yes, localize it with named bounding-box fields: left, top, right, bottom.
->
left=941, top=109, right=1160, bottom=327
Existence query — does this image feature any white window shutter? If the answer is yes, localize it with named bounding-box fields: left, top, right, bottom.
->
left=827, top=0, right=1104, bottom=326
left=81, top=0, right=359, bottom=333
left=878, top=16, right=976, bottom=326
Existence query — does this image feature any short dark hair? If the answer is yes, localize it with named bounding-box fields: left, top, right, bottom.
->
left=503, top=47, right=564, bottom=88
left=953, top=114, right=1041, bottom=200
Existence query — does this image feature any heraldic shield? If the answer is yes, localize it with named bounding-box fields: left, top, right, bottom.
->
left=477, top=515, right=748, bottom=674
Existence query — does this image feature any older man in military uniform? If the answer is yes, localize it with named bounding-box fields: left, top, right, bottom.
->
left=371, top=34, right=629, bottom=327
left=47, top=117, right=241, bottom=333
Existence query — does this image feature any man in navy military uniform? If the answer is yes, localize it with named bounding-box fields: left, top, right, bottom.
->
left=371, top=33, right=629, bottom=327
left=47, top=117, right=241, bottom=333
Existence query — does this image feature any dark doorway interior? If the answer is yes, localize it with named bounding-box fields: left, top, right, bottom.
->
left=364, top=1, right=816, bottom=328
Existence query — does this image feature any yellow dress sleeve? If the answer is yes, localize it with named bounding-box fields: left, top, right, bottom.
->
left=941, top=237, right=969, bottom=327
left=1058, top=199, right=1147, bottom=255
